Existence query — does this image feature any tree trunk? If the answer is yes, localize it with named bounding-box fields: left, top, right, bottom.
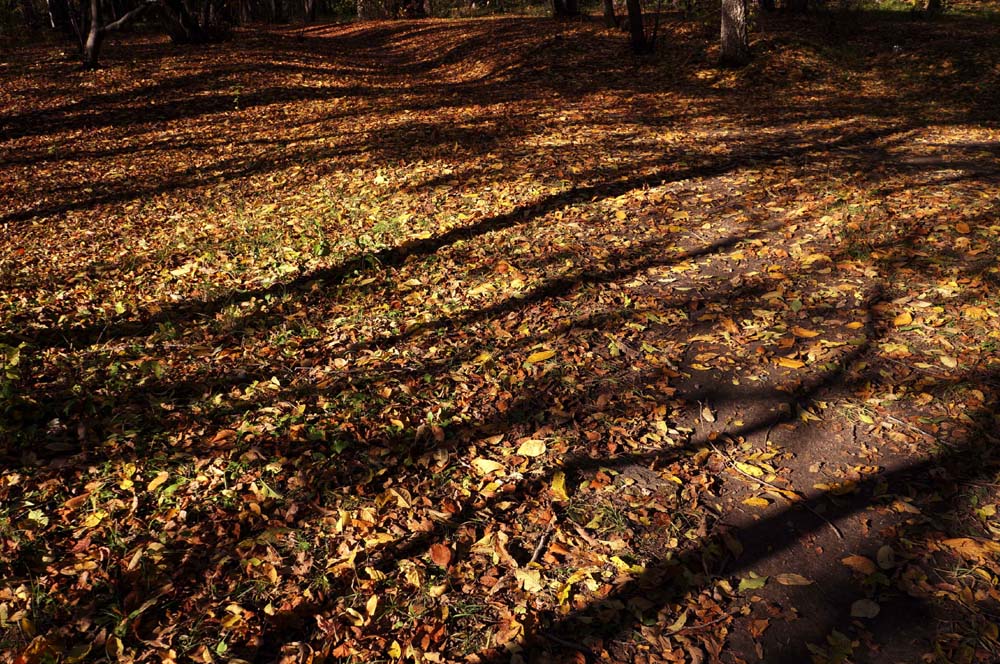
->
left=602, top=0, right=616, bottom=26
left=625, top=0, right=647, bottom=53
left=720, top=0, right=749, bottom=67
left=20, top=0, right=40, bottom=28
left=925, top=0, right=941, bottom=15
left=47, top=0, right=72, bottom=32
left=304, top=0, right=317, bottom=21
left=82, top=0, right=102, bottom=68
left=357, top=0, right=386, bottom=19
left=161, top=0, right=208, bottom=42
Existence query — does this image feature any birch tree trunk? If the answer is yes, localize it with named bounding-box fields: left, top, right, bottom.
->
left=720, top=0, right=749, bottom=67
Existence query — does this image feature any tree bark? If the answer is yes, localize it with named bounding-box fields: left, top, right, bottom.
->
left=602, top=0, right=616, bottom=27
left=20, top=0, right=40, bottom=28
left=625, top=0, right=647, bottom=53
left=82, top=0, right=102, bottom=68
left=720, top=0, right=749, bottom=67
left=46, top=0, right=72, bottom=31
left=925, top=0, right=942, bottom=15
left=304, top=0, right=317, bottom=21
left=161, top=0, right=208, bottom=42
left=80, top=0, right=155, bottom=68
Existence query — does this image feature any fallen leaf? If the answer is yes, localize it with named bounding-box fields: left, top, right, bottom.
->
left=850, top=599, right=880, bottom=618
left=841, top=555, right=876, bottom=575
left=893, top=311, right=913, bottom=327
left=429, top=543, right=452, bottom=567
left=775, top=573, right=813, bottom=586
left=526, top=350, right=556, bottom=364
left=147, top=471, right=170, bottom=492
left=471, top=458, right=505, bottom=475
left=516, top=439, right=546, bottom=457
left=551, top=471, right=570, bottom=501
left=777, top=356, right=805, bottom=369
left=738, top=574, right=768, bottom=591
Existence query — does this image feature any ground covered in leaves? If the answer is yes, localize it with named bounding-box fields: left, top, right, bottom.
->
left=2, top=10, right=1000, bottom=664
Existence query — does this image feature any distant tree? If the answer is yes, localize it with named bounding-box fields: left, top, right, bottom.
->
left=624, top=0, right=647, bottom=52
left=720, top=0, right=749, bottom=66
left=552, top=0, right=578, bottom=17
left=81, top=0, right=156, bottom=67
left=602, top=0, right=616, bottom=27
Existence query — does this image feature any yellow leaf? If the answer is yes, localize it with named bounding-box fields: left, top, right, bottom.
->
left=615, top=209, right=627, bottom=220
left=551, top=471, right=570, bottom=501
left=846, top=321, right=864, bottom=329
left=735, top=462, right=764, bottom=478
left=515, top=568, right=543, bottom=593
left=742, top=496, right=770, bottom=508
left=517, top=439, right=546, bottom=457
left=526, top=350, right=556, bottom=364
left=83, top=510, right=107, bottom=528
left=956, top=221, right=971, bottom=234
left=777, top=356, right=805, bottom=369
left=471, top=458, right=505, bottom=475
left=388, top=641, right=402, bottom=659
left=940, top=355, right=958, bottom=368
left=147, top=471, right=170, bottom=492
left=893, top=311, right=913, bottom=327
left=791, top=326, right=820, bottom=338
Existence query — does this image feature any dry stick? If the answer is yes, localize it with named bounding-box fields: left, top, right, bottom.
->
left=663, top=611, right=737, bottom=637
left=709, top=443, right=845, bottom=540
left=529, top=523, right=555, bottom=565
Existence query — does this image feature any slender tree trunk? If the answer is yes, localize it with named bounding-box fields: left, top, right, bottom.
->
left=82, top=0, right=102, bottom=68
left=720, top=0, right=749, bottom=67
left=20, top=0, right=40, bottom=28
left=304, top=0, right=317, bottom=21
left=161, top=0, right=208, bottom=42
left=625, top=0, right=647, bottom=53
left=47, top=0, right=72, bottom=31
left=602, top=0, right=616, bottom=26
left=925, top=0, right=941, bottom=15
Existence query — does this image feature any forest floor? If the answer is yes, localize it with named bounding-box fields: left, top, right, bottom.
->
left=2, top=9, right=1000, bottom=664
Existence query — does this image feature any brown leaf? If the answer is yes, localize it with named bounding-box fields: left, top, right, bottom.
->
left=430, top=543, right=452, bottom=568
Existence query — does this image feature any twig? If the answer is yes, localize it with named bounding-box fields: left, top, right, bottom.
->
left=529, top=523, right=555, bottom=565
left=540, top=631, right=601, bottom=661
left=663, top=611, right=736, bottom=637
left=710, top=443, right=844, bottom=540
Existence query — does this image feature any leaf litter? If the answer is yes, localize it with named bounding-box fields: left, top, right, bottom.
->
left=1, top=11, right=1000, bottom=664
